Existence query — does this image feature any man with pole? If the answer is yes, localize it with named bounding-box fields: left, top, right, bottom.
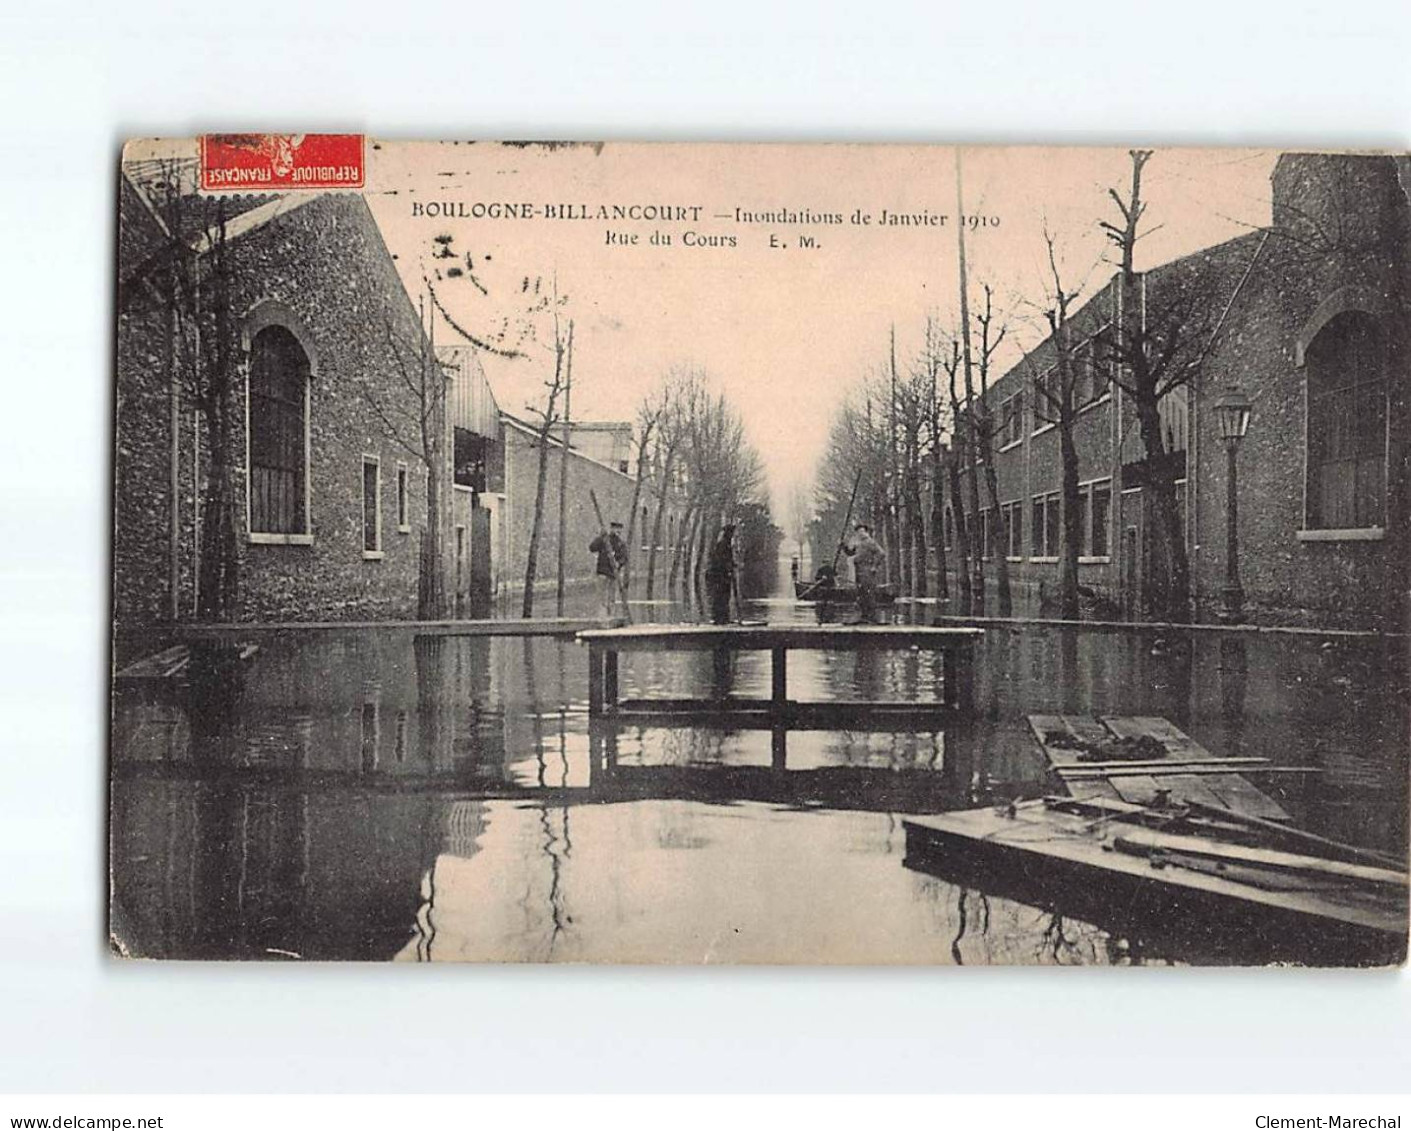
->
left=588, top=490, right=631, bottom=624
left=843, top=522, right=886, bottom=623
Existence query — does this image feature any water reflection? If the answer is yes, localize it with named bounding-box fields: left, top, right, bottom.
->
left=111, top=578, right=1408, bottom=964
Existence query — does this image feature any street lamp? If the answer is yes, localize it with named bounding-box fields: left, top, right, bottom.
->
left=1213, top=382, right=1253, bottom=623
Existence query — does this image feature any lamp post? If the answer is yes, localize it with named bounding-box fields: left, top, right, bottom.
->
left=1213, top=382, right=1253, bottom=623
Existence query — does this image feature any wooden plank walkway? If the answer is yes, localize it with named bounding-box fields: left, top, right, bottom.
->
left=174, top=618, right=602, bottom=640
left=1028, top=714, right=1290, bottom=821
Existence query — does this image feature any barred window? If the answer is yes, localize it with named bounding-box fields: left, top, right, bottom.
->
left=362, top=457, right=382, bottom=555
left=1306, top=312, right=1387, bottom=530
left=248, top=326, right=309, bottom=536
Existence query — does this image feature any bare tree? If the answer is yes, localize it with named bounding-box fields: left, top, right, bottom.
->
left=122, top=161, right=243, bottom=622
left=970, top=283, right=1013, bottom=616
left=920, top=317, right=951, bottom=602
left=521, top=313, right=572, bottom=617
left=941, top=339, right=975, bottom=616
left=1029, top=232, right=1086, bottom=620
left=623, top=388, right=666, bottom=586
left=1098, top=149, right=1192, bottom=623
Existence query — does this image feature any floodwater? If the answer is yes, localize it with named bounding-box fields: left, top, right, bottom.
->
left=110, top=567, right=1409, bottom=965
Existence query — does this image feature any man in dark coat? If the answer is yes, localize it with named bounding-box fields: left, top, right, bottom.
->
left=704, top=525, right=737, bottom=625
left=588, top=520, right=628, bottom=621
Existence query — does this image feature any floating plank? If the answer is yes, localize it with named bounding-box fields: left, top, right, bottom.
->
left=1058, top=765, right=1319, bottom=780
left=1105, top=715, right=1289, bottom=821
left=1100, top=716, right=1239, bottom=813
left=1027, top=715, right=1120, bottom=802
left=1110, top=828, right=1408, bottom=889
left=1065, top=757, right=1271, bottom=771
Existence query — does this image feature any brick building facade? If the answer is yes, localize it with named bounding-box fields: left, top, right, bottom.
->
left=954, top=153, right=1409, bottom=631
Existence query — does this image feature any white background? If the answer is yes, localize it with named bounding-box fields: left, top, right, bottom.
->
left=1, top=0, right=1408, bottom=1095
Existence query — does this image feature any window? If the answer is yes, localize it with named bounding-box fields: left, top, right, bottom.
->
left=1306, top=311, right=1387, bottom=530
left=1073, top=341, right=1094, bottom=406
left=1077, top=327, right=1113, bottom=406
left=1033, top=368, right=1057, bottom=434
left=362, top=456, right=382, bottom=558
left=1030, top=492, right=1062, bottom=558
left=248, top=325, right=310, bottom=538
left=396, top=464, right=410, bottom=532
left=1004, top=501, right=1023, bottom=559
left=999, top=391, right=1024, bottom=447
left=1090, top=482, right=1112, bottom=558
left=1093, top=325, right=1112, bottom=399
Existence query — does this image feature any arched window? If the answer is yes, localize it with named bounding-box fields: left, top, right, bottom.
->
left=1305, top=311, right=1386, bottom=530
left=248, top=325, right=310, bottom=536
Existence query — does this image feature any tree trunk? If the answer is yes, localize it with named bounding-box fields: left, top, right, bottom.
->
left=1136, top=400, right=1190, bottom=622
left=980, top=453, right=1011, bottom=616
left=670, top=506, right=696, bottom=589
left=907, top=465, right=928, bottom=598
left=420, top=457, right=448, bottom=619
left=965, top=442, right=986, bottom=615
left=947, top=455, right=973, bottom=617
left=645, top=450, right=678, bottom=598
left=1058, top=416, right=1082, bottom=620
left=196, top=396, right=238, bottom=622
left=624, top=454, right=649, bottom=588
left=930, top=460, right=949, bottom=601
left=521, top=428, right=554, bottom=617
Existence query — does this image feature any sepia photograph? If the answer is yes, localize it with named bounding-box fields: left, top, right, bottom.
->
left=109, top=137, right=1410, bottom=967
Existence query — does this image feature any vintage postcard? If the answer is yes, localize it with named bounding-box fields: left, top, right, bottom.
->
left=110, top=137, right=1409, bottom=965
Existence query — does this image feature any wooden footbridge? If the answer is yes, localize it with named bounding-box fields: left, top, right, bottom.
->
left=577, top=623, right=983, bottom=724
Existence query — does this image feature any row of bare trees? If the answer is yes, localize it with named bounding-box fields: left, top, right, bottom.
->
left=627, top=365, right=767, bottom=596
left=811, top=149, right=1202, bottom=624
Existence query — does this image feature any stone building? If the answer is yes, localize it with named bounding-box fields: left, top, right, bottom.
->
left=115, top=166, right=685, bottom=653
left=955, top=153, right=1409, bottom=631
left=115, top=173, right=452, bottom=656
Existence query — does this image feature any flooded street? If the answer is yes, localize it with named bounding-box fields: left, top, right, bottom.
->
left=110, top=571, right=1409, bottom=965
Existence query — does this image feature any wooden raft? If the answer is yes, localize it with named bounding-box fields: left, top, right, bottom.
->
left=1028, top=714, right=1290, bottom=822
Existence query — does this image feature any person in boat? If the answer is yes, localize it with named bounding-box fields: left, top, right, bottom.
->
left=790, top=555, right=800, bottom=584
left=588, top=520, right=628, bottom=622
left=704, top=524, right=738, bottom=625
left=842, top=522, right=885, bottom=622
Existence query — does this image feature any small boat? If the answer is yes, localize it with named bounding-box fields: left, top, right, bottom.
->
left=903, top=796, right=1408, bottom=966
left=793, top=580, right=897, bottom=605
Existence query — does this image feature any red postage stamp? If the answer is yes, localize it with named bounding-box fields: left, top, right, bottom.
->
left=199, top=133, right=365, bottom=191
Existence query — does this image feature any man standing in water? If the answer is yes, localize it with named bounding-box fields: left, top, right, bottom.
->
left=842, top=522, right=885, bottom=623
left=588, top=520, right=628, bottom=622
